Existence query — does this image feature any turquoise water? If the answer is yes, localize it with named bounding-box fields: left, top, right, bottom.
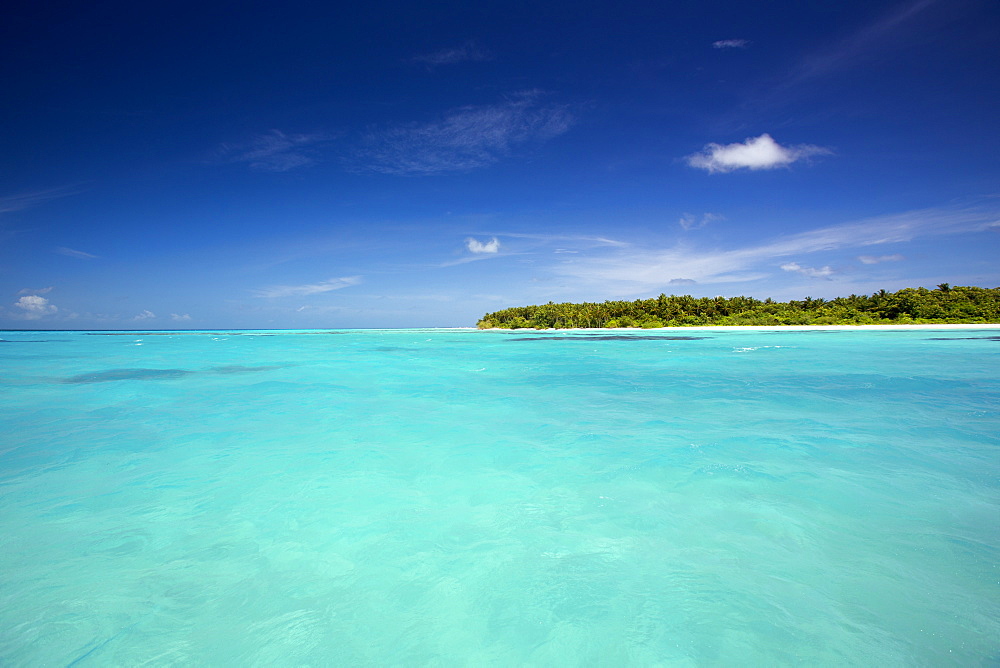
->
left=1, top=328, right=998, bottom=666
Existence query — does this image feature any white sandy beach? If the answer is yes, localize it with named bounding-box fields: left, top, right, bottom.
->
left=657, top=323, right=1000, bottom=331
left=483, top=323, right=1000, bottom=332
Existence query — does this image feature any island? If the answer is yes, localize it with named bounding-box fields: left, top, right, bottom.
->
left=477, top=284, right=1000, bottom=329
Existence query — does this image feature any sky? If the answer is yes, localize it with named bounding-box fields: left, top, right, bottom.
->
left=2, top=0, right=998, bottom=329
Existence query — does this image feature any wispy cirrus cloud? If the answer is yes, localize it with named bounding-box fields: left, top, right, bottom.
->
left=497, top=232, right=629, bottom=248
left=55, top=246, right=98, bottom=259
left=0, top=186, right=83, bottom=216
left=355, top=91, right=573, bottom=175
left=679, top=212, right=724, bottom=230
left=782, top=0, right=938, bottom=90
left=686, top=134, right=831, bottom=173
left=218, top=130, right=333, bottom=172
left=549, top=204, right=999, bottom=294
left=255, top=275, right=362, bottom=298
left=713, top=39, right=750, bottom=49
left=133, top=310, right=156, bottom=320
left=18, top=286, right=53, bottom=295
left=858, top=253, right=904, bottom=264
left=412, top=41, right=492, bottom=66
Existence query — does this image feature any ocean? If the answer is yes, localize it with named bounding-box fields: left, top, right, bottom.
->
left=1, top=328, right=998, bottom=665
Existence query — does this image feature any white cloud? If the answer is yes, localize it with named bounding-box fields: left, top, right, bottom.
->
left=497, top=232, right=629, bottom=248
left=858, top=253, right=904, bottom=264
left=713, top=39, right=750, bottom=49
left=439, top=232, right=627, bottom=267
left=780, top=262, right=835, bottom=279
left=55, top=246, right=98, bottom=259
left=356, top=91, right=572, bottom=175
left=170, top=313, right=192, bottom=321
left=668, top=278, right=697, bottom=285
left=18, top=286, right=53, bottom=295
left=679, top=212, right=724, bottom=230
left=219, top=130, right=331, bottom=172
left=686, top=133, right=830, bottom=173
left=412, top=41, right=492, bottom=66
left=133, top=310, right=156, bottom=320
left=549, top=204, right=998, bottom=294
left=13, top=295, right=58, bottom=319
left=255, top=275, right=362, bottom=298
left=466, top=237, right=500, bottom=254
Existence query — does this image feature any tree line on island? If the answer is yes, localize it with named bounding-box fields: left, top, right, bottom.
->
left=477, top=284, right=1000, bottom=329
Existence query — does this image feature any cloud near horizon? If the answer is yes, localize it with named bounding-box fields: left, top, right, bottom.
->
left=13, top=295, right=58, bottom=319
left=686, top=134, right=830, bottom=173
left=781, top=261, right=835, bottom=279
left=549, top=204, right=998, bottom=294
left=255, top=275, right=362, bottom=298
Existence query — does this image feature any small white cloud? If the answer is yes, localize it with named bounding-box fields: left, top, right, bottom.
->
left=679, top=212, right=724, bottom=230
left=133, top=310, right=156, bottom=320
left=668, top=278, right=697, bottom=285
left=713, top=39, right=750, bottom=49
left=255, top=275, right=362, bottom=298
left=466, top=237, right=500, bottom=254
left=858, top=253, right=904, bottom=264
left=170, top=313, right=192, bottom=321
left=780, top=262, right=835, bottom=278
left=686, top=134, right=831, bottom=173
left=13, top=295, right=58, bottom=319
left=18, top=286, right=53, bottom=295
left=55, top=246, right=98, bottom=259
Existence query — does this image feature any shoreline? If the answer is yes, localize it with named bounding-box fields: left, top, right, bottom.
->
left=482, top=323, right=1000, bottom=332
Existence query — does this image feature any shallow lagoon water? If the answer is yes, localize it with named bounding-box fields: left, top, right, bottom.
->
left=1, top=328, right=998, bottom=665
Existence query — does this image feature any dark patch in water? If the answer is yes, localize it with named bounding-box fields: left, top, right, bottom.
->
left=927, top=336, right=1000, bottom=341
left=509, top=335, right=710, bottom=341
left=85, top=332, right=234, bottom=336
left=210, top=365, right=282, bottom=374
left=63, top=368, right=192, bottom=383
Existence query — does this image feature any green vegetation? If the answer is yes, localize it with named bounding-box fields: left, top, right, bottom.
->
left=477, top=284, right=1000, bottom=329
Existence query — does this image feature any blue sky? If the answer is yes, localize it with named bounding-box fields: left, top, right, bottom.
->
left=2, top=0, right=998, bottom=328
